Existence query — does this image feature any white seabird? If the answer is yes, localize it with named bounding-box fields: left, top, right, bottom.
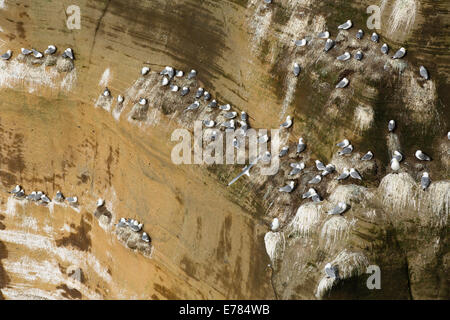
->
left=96, top=198, right=105, bottom=208
left=336, top=168, right=350, bottom=181
left=261, top=151, right=272, bottom=163
left=54, top=191, right=64, bottom=202
left=271, top=218, right=279, bottom=231
left=415, top=150, right=431, bottom=161
left=21, top=48, right=32, bottom=55
left=419, top=66, right=429, bottom=80
left=175, top=70, right=184, bottom=77
left=142, top=232, right=151, bottom=243
left=393, top=150, right=403, bottom=162
left=221, top=119, right=235, bottom=129
left=1, top=50, right=12, bottom=60
left=328, top=202, right=348, bottom=215
left=180, top=87, right=190, bottom=96
left=44, top=45, right=57, bottom=55
left=26, top=191, right=37, bottom=201
left=279, top=181, right=295, bottom=193
left=117, top=95, right=124, bottom=103
left=185, top=101, right=200, bottom=111
left=392, top=47, right=406, bottom=59
left=322, top=164, right=335, bottom=176
left=32, top=49, right=43, bottom=58
left=203, top=91, right=211, bottom=101
left=141, top=66, right=150, bottom=75
left=336, top=77, right=349, bottom=88
left=289, top=162, right=305, bottom=176
left=338, top=20, right=352, bottom=30
left=388, top=120, right=396, bottom=132
left=203, top=120, right=215, bottom=128
left=350, top=168, right=362, bottom=180
left=117, top=218, right=127, bottom=228
left=337, top=52, right=351, bottom=61
left=336, top=139, right=350, bottom=148
left=279, top=146, right=289, bottom=158
left=224, top=111, right=237, bottom=119
left=219, top=104, right=231, bottom=111
left=195, top=88, right=204, bottom=99
left=41, top=194, right=51, bottom=204
left=35, top=191, right=43, bottom=201
left=170, top=85, right=179, bottom=92
left=295, top=38, right=307, bottom=47
left=67, top=196, right=78, bottom=205
left=325, top=263, right=339, bottom=279
left=371, top=32, right=379, bottom=43
left=161, top=76, right=169, bottom=86
left=280, top=116, right=293, bottom=129
left=187, top=69, right=197, bottom=79
left=421, top=172, right=431, bottom=191
left=297, top=137, right=306, bottom=154
left=293, top=63, right=301, bottom=77
left=308, top=175, right=322, bottom=184
left=161, top=66, right=175, bottom=79
left=361, top=151, right=373, bottom=161
left=381, top=43, right=389, bottom=55
left=317, top=31, right=330, bottom=39
left=315, top=160, right=326, bottom=171
left=208, top=100, right=218, bottom=108
left=139, top=97, right=147, bottom=106
left=302, top=188, right=316, bottom=199
left=355, top=51, right=363, bottom=61
left=102, top=87, right=111, bottom=97
left=10, top=185, right=21, bottom=194
left=338, top=144, right=353, bottom=155
left=15, top=188, right=25, bottom=198
left=324, top=39, right=335, bottom=52
left=391, top=157, right=400, bottom=171
left=62, top=48, right=74, bottom=60
left=241, top=112, right=248, bottom=122
left=356, top=29, right=364, bottom=39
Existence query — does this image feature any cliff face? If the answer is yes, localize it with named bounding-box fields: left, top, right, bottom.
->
left=0, top=0, right=448, bottom=299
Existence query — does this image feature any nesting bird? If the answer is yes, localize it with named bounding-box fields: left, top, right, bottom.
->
left=21, top=48, right=32, bottom=55
left=322, top=164, right=335, bottom=176
left=67, top=196, right=78, bottom=206
left=295, top=38, right=307, bottom=47
left=324, top=39, right=335, bottom=52
left=317, top=31, right=330, bottom=39
left=32, top=49, right=43, bottom=58
left=185, top=101, right=200, bottom=111
left=293, top=63, right=301, bottom=77
left=139, top=97, right=147, bottom=106
left=117, top=95, right=124, bottom=103
left=44, top=45, right=57, bottom=55
left=350, top=168, right=362, bottom=180
left=187, top=69, right=197, bottom=79
left=142, top=232, right=151, bottom=243
left=195, top=88, right=204, bottom=99
left=356, top=29, right=364, bottom=39
left=392, top=47, right=406, bottom=59
left=271, top=218, right=279, bottom=231
left=381, top=43, right=389, bottom=55
left=289, top=162, right=305, bottom=176
left=371, top=32, right=379, bottom=42
left=224, top=111, right=237, bottom=119
left=54, top=191, right=65, bottom=202
left=280, top=116, right=293, bottom=129
left=336, top=168, right=350, bottom=181
left=315, top=160, right=326, bottom=171
left=296, top=138, right=306, bottom=154
left=279, top=146, right=289, bottom=158
left=415, top=150, right=431, bottom=161
left=180, top=87, right=190, bottom=96
left=208, top=100, right=218, bottom=108
left=388, top=120, right=396, bottom=132
left=102, top=87, right=111, bottom=97
left=336, top=139, right=350, bottom=148
left=338, top=144, right=353, bottom=156
left=1, top=50, right=12, bottom=60
left=355, top=51, right=363, bottom=61
left=337, top=52, right=351, bottom=61
left=336, top=77, right=349, bottom=88
left=328, top=202, right=348, bottom=215
left=324, top=263, right=339, bottom=279
left=419, top=66, right=429, bottom=80
left=361, top=151, right=373, bottom=161
left=421, top=172, right=431, bottom=190
left=62, top=48, right=74, bottom=60
left=338, top=20, right=352, bottom=30
left=203, top=120, right=215, bottom=128
left=141, top=66, right=150, bottom=75
left=219, top=104, right=231, bottom=111
left=279, top=181, right=295, bottom=193
left=308, top=175, right=322, bottom=184
left=391, top=157, right=400, bottom=172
